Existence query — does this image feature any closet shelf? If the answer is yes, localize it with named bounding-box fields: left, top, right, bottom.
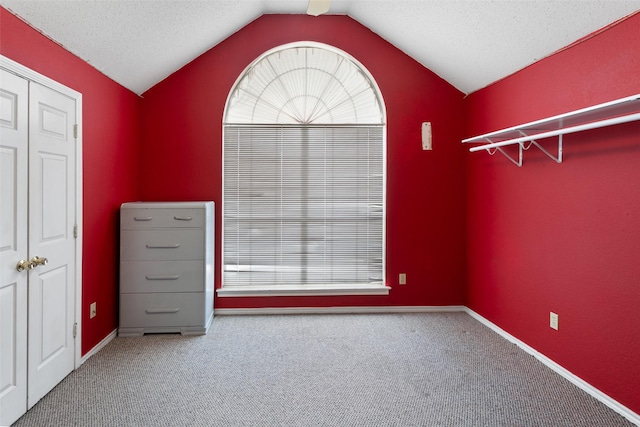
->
left=462, top=94, right=640, bottom=166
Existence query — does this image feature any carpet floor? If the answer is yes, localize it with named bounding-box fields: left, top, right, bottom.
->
left=12, top=313, right=634, bottom=426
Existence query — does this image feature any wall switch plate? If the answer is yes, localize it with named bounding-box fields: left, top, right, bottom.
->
left=90, top=302, right=97, bottom=319
left=399, top=273, right=407, bottom=285
left=550, top=312, right=558, bottom=330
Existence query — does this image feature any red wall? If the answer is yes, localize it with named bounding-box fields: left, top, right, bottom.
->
left=464, top=12, right=640, bottom=414
left=2, top=2, right=638, bottom=417
left=139, top=15, right=467, bottom=309
left=1, top=8, right=141, bottom=355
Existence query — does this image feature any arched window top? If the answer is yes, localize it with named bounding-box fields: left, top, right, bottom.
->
left=224, top=42, right=385, bottom=125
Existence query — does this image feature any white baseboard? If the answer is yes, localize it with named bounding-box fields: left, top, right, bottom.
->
left=214, top=305, right=466, bottom=316
left=80, top=329, right=117, bottom=365
left=465, top=308, right=640, bottom=426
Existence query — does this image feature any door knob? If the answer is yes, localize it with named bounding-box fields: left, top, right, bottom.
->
left=16, top=259, right=34, bottom=272
left=30, top=256, right=48, bottom=268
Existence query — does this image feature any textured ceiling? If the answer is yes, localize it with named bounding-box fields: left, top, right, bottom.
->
left=1, top=1, right=638, bottom=95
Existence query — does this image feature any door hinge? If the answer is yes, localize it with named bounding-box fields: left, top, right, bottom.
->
left=73, top=322, right=78, bottom=338
left=73, top=224, right=78, bottom=239
left=73, top=124, right=78, bottom=139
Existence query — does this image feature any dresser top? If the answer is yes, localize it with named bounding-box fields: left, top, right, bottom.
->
left=121, top=201, right=214, bottom=209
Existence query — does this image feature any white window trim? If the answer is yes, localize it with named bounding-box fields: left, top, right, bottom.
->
left=219, top=42, right=387, bottom=297
left=217, top=283, right=390, bottom=297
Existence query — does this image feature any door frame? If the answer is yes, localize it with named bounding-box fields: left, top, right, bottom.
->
left=1, top=54, right=83, bottom=369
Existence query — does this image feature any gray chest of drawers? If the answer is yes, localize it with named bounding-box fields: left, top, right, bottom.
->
left=119, top=202, right=214, bottom=336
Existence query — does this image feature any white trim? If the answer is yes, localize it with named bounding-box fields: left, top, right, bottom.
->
left=0, top=54, right=84, bottom=370
left=74, top=81, right=84, bottom=371
left=216, top=284, right=391, bottom=297
left=79, top=330, right=117, bottom=365
left=465, top=308, right=640, bottom=426
left=214, top=305, right=466, bottom=315
left=0, top=55, right=82, bottom=99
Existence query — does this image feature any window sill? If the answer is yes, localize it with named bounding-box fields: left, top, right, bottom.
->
left=216, top=284, right=391, bottom=297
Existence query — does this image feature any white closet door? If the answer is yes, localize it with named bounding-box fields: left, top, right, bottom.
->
left=27, top=81, right=76, bottom=408
left=0, top=69, right=29, bottom=426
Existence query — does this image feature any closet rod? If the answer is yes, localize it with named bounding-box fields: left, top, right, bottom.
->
left=469, top=112, right=640, bottom=152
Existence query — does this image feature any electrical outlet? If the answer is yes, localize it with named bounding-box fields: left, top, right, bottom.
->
left=550, top=312, right=558, bottom=330
left=399, top=273, right=406, bottom=285
left=90, top=302, right=97, bottom=319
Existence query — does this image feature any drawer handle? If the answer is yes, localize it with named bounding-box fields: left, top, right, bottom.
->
left=145, top=308, right=180, bottom=314
left=134, top=217, right=153, bottom=221
left=145, top=244, right=180, bottom=249
left=173, top=216, right=193, bottom=221
left=145, top=275, right=180, bottom=280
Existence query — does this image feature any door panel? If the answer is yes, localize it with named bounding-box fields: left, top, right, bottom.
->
left=39, top=104, right=68, bottom=139
left=1, top=146, right=18, bottom=252
left=27, top=81, right=76, bottom=408
left=40, top=153, right=69, bottom=241
left=33, top=266, right=69, bottom=366
left=0, top=69, right=28, bottom=426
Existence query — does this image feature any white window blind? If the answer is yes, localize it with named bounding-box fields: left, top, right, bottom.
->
left=223, top=125, right=383, bottom=288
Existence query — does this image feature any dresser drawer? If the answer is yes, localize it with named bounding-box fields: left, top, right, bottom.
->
left=120, top=260, right=204, bottom=293
left=121, top=229, right=204, bottom=261
left=120, top=293, right=205, bottom=328
left=121, top=207, right=205, bottom=229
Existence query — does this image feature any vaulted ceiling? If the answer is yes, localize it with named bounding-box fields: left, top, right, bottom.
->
left=1, top=1, right=638, bottom=95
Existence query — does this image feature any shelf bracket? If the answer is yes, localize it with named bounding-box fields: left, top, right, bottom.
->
left=485, top=138, right=523, bottom=167
left=519, top=131, right=563, bottom=164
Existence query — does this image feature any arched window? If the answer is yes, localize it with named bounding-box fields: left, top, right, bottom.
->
left=220, top=42, right=388, bottom=296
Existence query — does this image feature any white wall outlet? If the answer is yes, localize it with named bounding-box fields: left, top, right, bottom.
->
left=90, top=302, right=97, bottom=319
left=550, top=312, right=558, bottom=330
left=399, top=273, right=407, bottom=285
